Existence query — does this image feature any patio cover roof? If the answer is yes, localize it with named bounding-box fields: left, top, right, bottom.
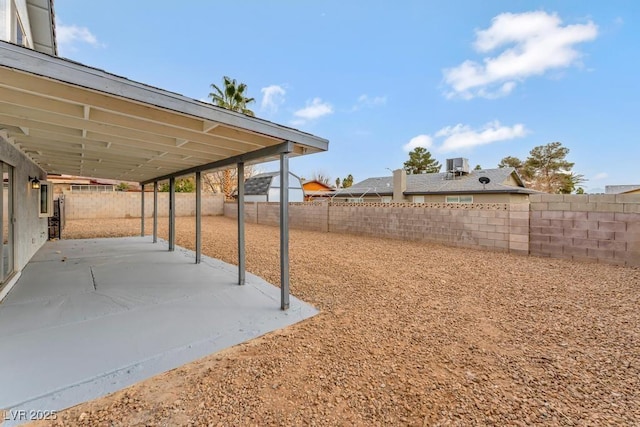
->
left=0, top=41, right=328, bottom=183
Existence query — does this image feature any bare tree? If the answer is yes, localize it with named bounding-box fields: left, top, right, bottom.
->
left=203, top=165, right=258, bottom=199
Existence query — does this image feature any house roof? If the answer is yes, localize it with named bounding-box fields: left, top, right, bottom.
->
left=302, top=179, right=334, bottom=189
left=244, top=171, right=302, bottom=195
left=335, top=168, right=537, bottom=197
left=0, top=41, right=328, bottom=184
left=605, top=185, right=640, bottom=194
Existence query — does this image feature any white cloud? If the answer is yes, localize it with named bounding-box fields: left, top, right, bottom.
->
left=403, top=135, right=433, bottom=152
left=438, top=121, right=528, bottom=151
left=56, top=24, right=103, bottom=54
left=260, top=85, right=286, bottom=113
left=593, top=172, right=608, bottom=180
left=443, top=11, right=598, bottom=99
left=404, top=121, right=528, bottom=153
left=355, top=94, right=387, bottom=110
left=293, top=98, right=333, bottom=123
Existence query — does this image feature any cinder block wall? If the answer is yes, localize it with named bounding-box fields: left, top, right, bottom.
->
left=224, top=202, right=258, bottom=223
left=225, top=201, right=529, bottom=254
left=327, top=202, right=528, bottom=253
left=65, top=192, right=224, bottom=219
left=529, top=194, right=640, bottom=266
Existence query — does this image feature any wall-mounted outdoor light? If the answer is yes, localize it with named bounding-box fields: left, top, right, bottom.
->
left=28, top=176, right=40, bottom=190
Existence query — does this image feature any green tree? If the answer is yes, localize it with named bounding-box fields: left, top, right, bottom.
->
left=115, top=182, right=129, bottom=192
left=335, top=177, right=341, bottom=188
left=208, top=76, right=256, bottom=199
left=501, top=142, right=584, bottom=193
left=524, top=142, right=576, bottom=193
left=159, top=178, right=195, bottom=193
left=403, top=147, right=441, bottom=174
left=498, top=155, right=533, bottom=181
left=209, top=76, right=256, bottom=116
left=342, top=174, right=354, bottom=188
left=474, top=164, right=482, bottom=170
left=558, top=172, right=587, bottom=194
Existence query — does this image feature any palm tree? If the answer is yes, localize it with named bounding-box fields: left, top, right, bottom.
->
left=209, top=76, right=256, bottom=117
left=207, top=76, right=256, bottom=199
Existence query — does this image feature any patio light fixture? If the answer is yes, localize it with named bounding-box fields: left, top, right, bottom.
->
left=28, top=176, right=40, bottom=190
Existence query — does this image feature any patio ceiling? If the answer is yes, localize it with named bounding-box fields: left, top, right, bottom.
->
left=0, top=41, right=328, bottom=183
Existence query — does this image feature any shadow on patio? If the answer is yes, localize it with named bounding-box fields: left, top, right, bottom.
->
left=0, top=237, right=317, bottom=422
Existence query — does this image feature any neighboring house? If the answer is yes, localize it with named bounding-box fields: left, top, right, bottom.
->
left=244, top=172, right=304, bottom=203
left=605, top=185, right=640, bottom=195
left=0, top=1, right=328, bottom=300
left=47, top=175, right=131, bottom=195
left=333, top=158, right=537, bottom=203
left=302, top=179, right=335, bottom=200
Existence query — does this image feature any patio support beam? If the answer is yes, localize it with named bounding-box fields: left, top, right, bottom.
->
left=140, top=184, right=145, bottom=237
left=237, top=162, right=245, bottom=285
left=153, top=181, right=158, bottom=243
left=141, top=141, right=295, bottom=185
left=280, top=152, right=290, bottom=310
left=168, top=177, right=175, bottom=251
left=195, top=171, right=201, bottom=264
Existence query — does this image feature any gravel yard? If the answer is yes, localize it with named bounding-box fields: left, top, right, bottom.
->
left=36, top=216, right=639, bottom=426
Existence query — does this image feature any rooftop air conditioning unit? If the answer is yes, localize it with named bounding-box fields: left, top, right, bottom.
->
left=446, top=157, right=469, bottom=174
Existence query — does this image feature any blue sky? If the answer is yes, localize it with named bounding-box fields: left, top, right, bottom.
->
left=54, top=1, right=639, bottom=192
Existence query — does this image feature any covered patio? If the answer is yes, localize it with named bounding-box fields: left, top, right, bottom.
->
left=0, top=38, right=328, bottom=422
left=0, top=40, right=328, bottom=309
left=0, top=236, right=317, bottom=420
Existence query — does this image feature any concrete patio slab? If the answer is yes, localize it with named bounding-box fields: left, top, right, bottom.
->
left=0, top=237, right=317, bottom=425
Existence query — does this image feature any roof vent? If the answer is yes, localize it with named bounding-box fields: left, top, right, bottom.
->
left=445, top=157, right=469, bottom=179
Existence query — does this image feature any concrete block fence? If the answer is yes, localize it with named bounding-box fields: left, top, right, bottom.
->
left=225, top=196, right=639, bottom=267
left=529, top=194, right=640, bottom=267
left=64, top=192, right=224, bottom=219
left=64, top=192, right=639, bottom=267
left=225, top=201, right=530, bottom=255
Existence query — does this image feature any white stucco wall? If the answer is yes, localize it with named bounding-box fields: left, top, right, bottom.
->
left=0, top=0, right=33, bottom=47
left=0, top=135, right=49, bottom=274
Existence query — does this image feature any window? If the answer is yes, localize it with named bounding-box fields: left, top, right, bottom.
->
left=71, top=184, right=115, bottom=192
left=16, top=15, right=27, bottom=47
left=413, top=195, right=425, bottom=203
left=446, top=195, right=473, bottom=204
left=381, top=196, right=392, bottom=203
left=39, top=181, right=53, bottom=218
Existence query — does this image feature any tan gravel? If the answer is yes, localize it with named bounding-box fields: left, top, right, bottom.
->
left=34, top=216, right=639, bottom=426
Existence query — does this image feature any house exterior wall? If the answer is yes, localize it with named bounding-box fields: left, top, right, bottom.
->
left=64, top=192, right=224, bottom=219
left=303, top=181, right=332, bottom=192
left=0, top=135, right=49, bottom=273
left=529, top=193, right=640, bottom=267
left=0, top=0, right=33, bottom=47
left=245, top=194, right=267, bottom=203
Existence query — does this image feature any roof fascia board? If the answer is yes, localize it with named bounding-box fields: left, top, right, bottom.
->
left=142, top=141, right=294, bottom=185
left=0, top=42, right=328, bottom=151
